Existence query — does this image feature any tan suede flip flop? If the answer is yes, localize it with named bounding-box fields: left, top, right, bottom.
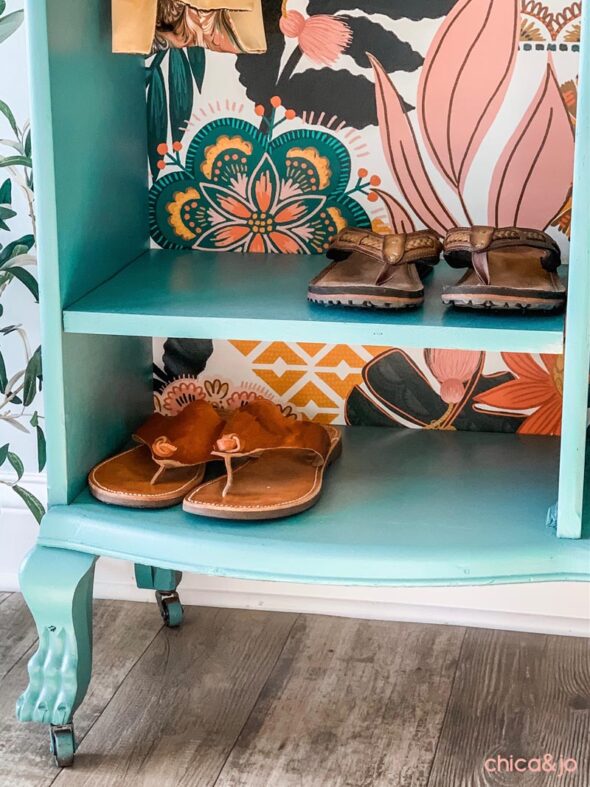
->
left=88, top=400, right=224, bottom=508
left=183, top=400, right=341, bottom=520
left=308, top=227, right=442, bottom=309
left=442, top=226, right=566, bottom=311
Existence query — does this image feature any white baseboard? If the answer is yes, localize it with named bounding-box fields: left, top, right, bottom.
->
left=2, top=475, right=589, bottom=637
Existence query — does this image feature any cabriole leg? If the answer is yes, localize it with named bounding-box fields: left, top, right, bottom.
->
left=134, top=564, right=184, bottom=627
left=16, top=546, right=97, bottom=767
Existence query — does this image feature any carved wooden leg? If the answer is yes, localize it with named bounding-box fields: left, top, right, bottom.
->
left=16, top=546, right=97, bottom=766
left=134, top=563, right=184, bottom=627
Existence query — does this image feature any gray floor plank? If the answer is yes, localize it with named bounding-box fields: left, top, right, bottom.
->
left=0, top=598, right=162, bottom=787
left=427, top=628, right=590, bottom=787
left=0, top=594, right=37, bottom=680
left=0, top=592, right=11, bottom=605
left=215, top=615, right=465, bottom=787
left=52, top=606, right=297, bottom=787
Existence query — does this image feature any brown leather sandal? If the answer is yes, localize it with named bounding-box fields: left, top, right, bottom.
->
left=183, top=400, right=341, bottom=520
left=88, top=400, right=224, bottom=508
left=308, top=228, right=442, bottom=309
left=442, top=226, right=566, bottom=311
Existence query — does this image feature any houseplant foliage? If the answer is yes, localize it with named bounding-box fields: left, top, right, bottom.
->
left=0, top=1, right=45, bottom=522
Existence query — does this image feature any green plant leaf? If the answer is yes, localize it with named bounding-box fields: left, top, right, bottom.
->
left=187, top=46, right=206, bottom=91
left=30, top=413, right=46, bottom=472
left=24, top=128, right=31, bottom=157
left=0, top=177, right=11, bottom=204
left=0, top=348, right=6, bottom=391
left=1, top=244, right=29, bottom=266
left=0, top=1, right=6, bottom=16
left=147, top=64, right=167, bottom=181
left=12, top=485, right=45, bottom=524
left=0, top=154, right=32, bottom=169
left=0, top=234, right=34, bottom=265
left=0, top=205, right=16, bottom=219
left=0, top=9, right=24, bottom=45
left=0, top=443, right=8, bottom=466
left=7, top=450, right=24, bottom=480
left=36, top=424, right=46, bottom=471
left=0, top=99, right=18, bottom=137
left=23, top=346, right=42, bottom=405
left=7, top=265, right=39, bottom=300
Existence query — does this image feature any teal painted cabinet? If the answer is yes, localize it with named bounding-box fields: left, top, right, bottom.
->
left=15, top=0, right=590, bottom=767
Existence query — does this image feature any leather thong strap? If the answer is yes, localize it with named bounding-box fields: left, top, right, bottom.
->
left=443, top=226, right=561, bottom=285
left=133, top=399, right=224, bottom=472
left=211, top=400, right=332, bottom=497
left=328, top=228, right=442, bottom=286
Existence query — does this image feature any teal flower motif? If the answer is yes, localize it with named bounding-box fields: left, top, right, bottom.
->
left=149, top=112, right=371, bottom=254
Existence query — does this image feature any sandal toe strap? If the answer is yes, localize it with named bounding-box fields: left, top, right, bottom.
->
left=444, top=226, right=561, bottom=284
left=328, top=228, right=442, bottom=286
left=211, top=400, right=333, bottom=496
left=133, top=400, right=224, bottom=468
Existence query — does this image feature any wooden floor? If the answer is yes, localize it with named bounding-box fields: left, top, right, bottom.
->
left=0, top=594, right=588, bottom=786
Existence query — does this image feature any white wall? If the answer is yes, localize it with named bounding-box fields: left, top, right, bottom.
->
left=1, top=0, right=41, bottom=470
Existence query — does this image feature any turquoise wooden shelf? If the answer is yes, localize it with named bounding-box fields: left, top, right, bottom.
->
left=37, top=429, right=590, bottom=585
left=63, top=250, right=566, bottom=353
left=16, top=0, right=590, bottom=766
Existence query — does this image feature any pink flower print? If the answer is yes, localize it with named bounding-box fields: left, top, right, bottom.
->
left=425, top=349, right=482, bottom=404
left=280, top=10, right=351, bottom=66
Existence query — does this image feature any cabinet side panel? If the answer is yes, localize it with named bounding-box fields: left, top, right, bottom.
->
left=26, top=0, right=149, bottom=503
left=26, top=0, right=67, bottom=501
left=46, top=0, right=148, bottom=305
left=557, top=0, right=590, bottom=538
left=61, top=333, right=153, bottom=504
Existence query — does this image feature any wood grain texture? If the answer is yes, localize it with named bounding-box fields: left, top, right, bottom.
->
left=0, top=594, right=37, bottom=680
left=51, top=606, right=297, bottom=787
left=0, top=599, right=162, bottom=787
left=0, top=592, right=11, bottom=605
left=215, top=615, right=465, bottom=787
left=427, top=628, right=590, bottom=786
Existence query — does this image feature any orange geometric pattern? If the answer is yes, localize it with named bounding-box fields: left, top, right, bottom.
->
left=230, top=341, right=384, bottom=422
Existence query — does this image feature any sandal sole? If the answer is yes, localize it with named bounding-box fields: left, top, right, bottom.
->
left=307, top=292, right=422, bottom=310
left=442, top=292, right=565, bottom=311
left=89, top=448, right=206, bottom=509
left=183, top=429, right=342, bottom=521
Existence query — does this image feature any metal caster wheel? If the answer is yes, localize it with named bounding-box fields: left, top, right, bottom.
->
left=156, top=590, right=184, bottom=627
left=50, top=724, right=75, bottom=767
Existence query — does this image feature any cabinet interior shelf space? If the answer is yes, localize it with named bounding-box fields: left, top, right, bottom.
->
left=38, top=429, right=590, bottom=585
left=63, top=250, right=566, bottom=353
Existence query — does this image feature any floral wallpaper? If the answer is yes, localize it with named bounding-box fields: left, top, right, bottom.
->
left=0, top=0, right=44, bottom=522
left=149, top=0, right=576, bottom=437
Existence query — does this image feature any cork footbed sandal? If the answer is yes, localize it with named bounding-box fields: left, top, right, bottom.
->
left=308, top=227, right=442, bottom=309
left=88, top=400, right=224, bottom=508
left=442, top=226, right=566, bottom=311
left=183, top=400, right=341, bottom=521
